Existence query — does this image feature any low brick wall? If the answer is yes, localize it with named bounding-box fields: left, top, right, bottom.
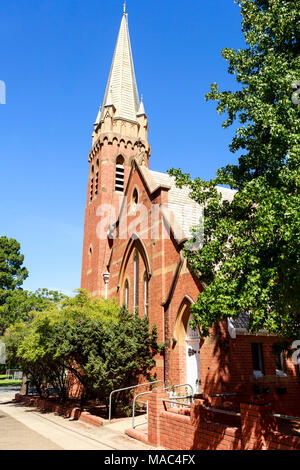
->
left=14, top=394, right=103, bottom=427
left=127, top=388, right=300, bottom=450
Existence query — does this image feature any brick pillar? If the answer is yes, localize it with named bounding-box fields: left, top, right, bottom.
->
left=240, top=403, right=277, bottom=450
left=147, top=387, right=169, bottom=447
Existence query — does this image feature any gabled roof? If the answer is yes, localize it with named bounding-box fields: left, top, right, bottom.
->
left=113, top=160, right=237, bottom=245
left=99, top=12, right=139, bottom=123
left=138, top=167, right=236, bottom=240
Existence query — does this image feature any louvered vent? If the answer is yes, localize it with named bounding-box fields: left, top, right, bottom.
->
left=115, top=163, right=125, bottom=192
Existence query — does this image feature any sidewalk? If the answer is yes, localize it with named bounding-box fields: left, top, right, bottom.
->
left=0, top=388, right=157, bottom=451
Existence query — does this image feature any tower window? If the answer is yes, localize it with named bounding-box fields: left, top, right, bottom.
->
left=95, top=171, right=99, bottom=196
left=90, top=177, right=94, bottom=201
left=115, top=156, right=125, bottom=192
left=133, top=250, right=139, bottom=312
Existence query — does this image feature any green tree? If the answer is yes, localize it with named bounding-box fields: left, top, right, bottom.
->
left=5, top=291, right=162, bottom=408
left=0, top=236, right=28, bottom=291
left=54, top=307, right=161, bottom=410
left=0, top=288, right=65, bottom=335
left=0, top=236, right=28, bottom=334
left=0, top=236, right=28, bottom=301
left=169, top=0, right=300, bottom=342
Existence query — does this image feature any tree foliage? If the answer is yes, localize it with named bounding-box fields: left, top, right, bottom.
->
left=5, top=291, right=162, bottom=406
left=0, top=236, right=28, bottom=293
left=0, top=288, right=64, bottom=335
left=169, top=0, right=300, bottom=342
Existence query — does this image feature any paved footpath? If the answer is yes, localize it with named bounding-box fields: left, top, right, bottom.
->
left=0, top=388, right=156, bottom=451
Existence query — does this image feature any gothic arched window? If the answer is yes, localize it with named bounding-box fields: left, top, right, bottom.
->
left=115, top=156, right=125, bottom=192
left=124, top=279, right=129, bottom=309
left=144, top=272, right=149, bottom=317
left=133, top=250, right=139, bottom=312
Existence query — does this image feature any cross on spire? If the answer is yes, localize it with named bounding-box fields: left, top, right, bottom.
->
left=123, top=2, right=126, bottom=14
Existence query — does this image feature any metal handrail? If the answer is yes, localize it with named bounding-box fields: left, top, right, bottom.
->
left=108, top=380, right=164, bottom=423
left=164, top=383, right=194, bottom=400
left=163, top=399, right=191, bottom=408
left=209, top=393, right=237, bottom=398
left=271, top=413, right=300, bottom=422
left=202, top=405, right=241, bottom=417
left=168, top=395, right=193, bottom=400
left=132, top=391, right=154, bottom=429
left=163, top=400, right=241, bottom=417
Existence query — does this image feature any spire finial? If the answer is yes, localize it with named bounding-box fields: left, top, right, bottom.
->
left=123, top=2, right=126, bottom=14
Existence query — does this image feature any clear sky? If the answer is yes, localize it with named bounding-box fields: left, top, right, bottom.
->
left=0, top=0, right=245, bottom=295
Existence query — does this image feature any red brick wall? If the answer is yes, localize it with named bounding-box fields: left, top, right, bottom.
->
left=81, top=149, right=300, bottom=417
left=144, top=389, right=300, bottom=450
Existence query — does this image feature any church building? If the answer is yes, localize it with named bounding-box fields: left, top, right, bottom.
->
left=81, top=9, right=300, bottom=416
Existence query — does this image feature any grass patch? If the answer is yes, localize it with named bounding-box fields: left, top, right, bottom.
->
left=0, top=379, right=22, bottom=386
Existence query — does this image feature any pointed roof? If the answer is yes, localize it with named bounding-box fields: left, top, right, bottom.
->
left=94, top=104, right=102, bottom=126
left=100, top=12, right=139, bottom=123
left=137, top=96, right=146, bottom=116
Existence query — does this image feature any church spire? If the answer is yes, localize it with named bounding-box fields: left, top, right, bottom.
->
left=100, top=10, right=139, bottom=123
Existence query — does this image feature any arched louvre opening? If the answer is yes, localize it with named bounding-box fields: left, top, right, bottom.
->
left=115, top=156, right=125, bottom=192
left=90, top=164, right=94, bottom=201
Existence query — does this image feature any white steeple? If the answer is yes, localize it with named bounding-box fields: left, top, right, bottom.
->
left=100, top=10, right=139, bottom=123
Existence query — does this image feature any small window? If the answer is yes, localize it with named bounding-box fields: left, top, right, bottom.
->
left=131, top=188, right=139, bottom=214
left=275, top=352, right=286, bottom=377
left=124, top=279, right=129, bottom=309
left=144, top=273, right=149, bottom=317
left=252, top=343, right=264, bottom=378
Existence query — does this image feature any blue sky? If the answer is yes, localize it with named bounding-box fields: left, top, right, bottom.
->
left=0, top=0, right=245, bottom=295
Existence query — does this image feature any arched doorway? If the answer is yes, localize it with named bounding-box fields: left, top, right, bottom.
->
left=186, top=314, right=201, bottom=394
left=173, top=297, right=201, bottom=394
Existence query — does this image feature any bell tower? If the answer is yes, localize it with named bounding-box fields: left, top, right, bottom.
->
left=81, top=8, right=150, bottom=297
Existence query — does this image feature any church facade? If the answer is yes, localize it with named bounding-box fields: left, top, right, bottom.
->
left=81, top=11, right=300, bottom=416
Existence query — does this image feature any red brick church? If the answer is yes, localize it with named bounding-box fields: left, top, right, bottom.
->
left=80, top=10, right=300, bottom=416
